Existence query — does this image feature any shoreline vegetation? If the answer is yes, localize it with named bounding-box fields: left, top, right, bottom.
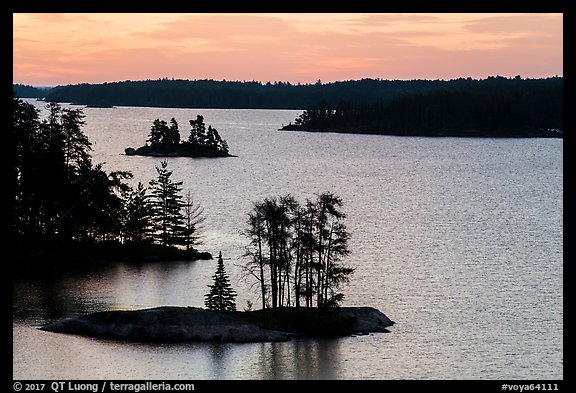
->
left=40, top=306, right=395, bottom=342
left=13, top=241, right=212, bottom=275
left=12, top=98, right=211, bottom=273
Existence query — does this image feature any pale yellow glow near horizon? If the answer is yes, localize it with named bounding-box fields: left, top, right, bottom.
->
left=13, top=13, right=563, bottom=86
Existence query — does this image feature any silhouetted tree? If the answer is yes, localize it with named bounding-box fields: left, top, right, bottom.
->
left=63, top=160, right=132, bottom=242
left=167, top=117, right=181, bottom=146
left=124, top=182, right=152, bottom=243
left=180, top=190, right=205, bottom=250
left=148, top=160, right=185, bottom=247
left=147, top=119, right=167, bottom=146
left=186, top=115, right=229, bottom=155
left=13, top=98, right=133, bottom=248
left=291, top=199, right=316, bottom=308
left=60, top=107, right=90, bottom=174
left=146, top=118, right=180, bottom=147
left=242, top=192, right=354, bottom=310
left=135, top=114, right=231, bottom=157
left=205, top=252, right=237, bottom=311
left=248, top=196, right=297, bottom=309
left=13, top=96, right=42, bottom=242
left=313, top=193, right=353, bottom=307
left=206, top=125, right=217, bottom=148
left=188, top=115, right=206, bottom=144
left=218, top=138, right=229, bottom=154
left=242, top=205, right=269, bottom=311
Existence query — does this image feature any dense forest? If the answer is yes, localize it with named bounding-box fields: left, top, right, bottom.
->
left=282, top=76, right=563, bottom=137
left=14, top=76, right=562, bottom=111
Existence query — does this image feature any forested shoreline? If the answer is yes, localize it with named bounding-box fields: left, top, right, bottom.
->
left=13, top=76, right=562, bottom=111
left=12, top=97, right=209, bottom=269
left=281, top=78, right=562, bottom=137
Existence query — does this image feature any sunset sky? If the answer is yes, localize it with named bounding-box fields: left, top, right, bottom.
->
left=13, top=13, right=563, bottom=86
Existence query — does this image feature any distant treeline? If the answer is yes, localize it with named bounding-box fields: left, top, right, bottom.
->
left=13, top=84, right=49, bottom=99
left=12, top=76, right=562, bottom=111
left=282, top=77, right=563, bottom=137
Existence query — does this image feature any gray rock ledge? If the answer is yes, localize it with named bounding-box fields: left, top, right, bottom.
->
left=335, top=306, right=395, bottom=334
left=40, top=306, right=394, bottom=343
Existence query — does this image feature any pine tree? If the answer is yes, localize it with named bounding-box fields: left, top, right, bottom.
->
left=205, top=252, right=237, bottom=311
left=148, top=160, right=185, bottom=247
left=124, top=182, right=152, bottom=243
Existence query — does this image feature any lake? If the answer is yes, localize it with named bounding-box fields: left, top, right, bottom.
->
left=13, top=99, right=563, bottom=380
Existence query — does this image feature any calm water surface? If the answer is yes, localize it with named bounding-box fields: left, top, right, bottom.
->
left=13, top=100, right=563, bottom=380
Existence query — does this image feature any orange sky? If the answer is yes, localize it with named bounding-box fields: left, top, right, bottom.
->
left=13, top=13, right=563, bottom=86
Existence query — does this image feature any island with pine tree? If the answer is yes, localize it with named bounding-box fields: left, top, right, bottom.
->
left=39, top=193, right=396, bottom=342
left=125, top=114, right=235, bottom=158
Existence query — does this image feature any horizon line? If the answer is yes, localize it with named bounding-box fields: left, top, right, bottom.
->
left=13, top=74, right=564, bottom=88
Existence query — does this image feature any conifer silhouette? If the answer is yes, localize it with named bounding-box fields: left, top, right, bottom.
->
left=205, top=252, right=237, bottom=311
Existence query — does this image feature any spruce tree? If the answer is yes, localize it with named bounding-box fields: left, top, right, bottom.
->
left=205, top=252, right=237, bottom=311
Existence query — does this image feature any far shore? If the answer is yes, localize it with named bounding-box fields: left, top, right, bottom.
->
left=279, top=124, right=563, bottom=138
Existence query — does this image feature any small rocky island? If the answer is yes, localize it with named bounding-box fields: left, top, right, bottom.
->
left=40, top=306, right=394, bottom=343
left=126, top=115, right=235, bottom=158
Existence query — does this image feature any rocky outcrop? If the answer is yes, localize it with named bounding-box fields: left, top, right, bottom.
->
left=125, top=144, right=236, bottom=158
left=337, top=306, right=395, bottom=333
left=40, top=306, right=394, bottom=343
left=40, top=307, right=293, bottom=343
